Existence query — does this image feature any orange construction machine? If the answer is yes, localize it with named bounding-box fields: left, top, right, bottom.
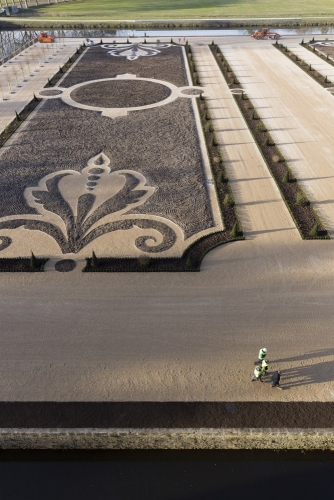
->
left=251, top=28, right=281, bottom=40
left=38, top=32, right=55, bottom=43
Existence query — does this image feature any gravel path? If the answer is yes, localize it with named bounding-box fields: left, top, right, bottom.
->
left=223, top=41, right=334, bottom=235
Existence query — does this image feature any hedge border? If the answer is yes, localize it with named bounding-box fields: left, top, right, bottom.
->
left=0, top=257, right=48, bottom=272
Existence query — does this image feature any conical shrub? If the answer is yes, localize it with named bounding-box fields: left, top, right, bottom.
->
left=309, top=224, right=319, bottom=237
left=230, top=221, right=239, bottom=238
left=296, top=192, right=309, bottom=206
left=91, top=251, right=98, bottom=268
left=138, top=256, right=150, bottom=268
left=282, top=170, right=290, bottom=183
left=224, top=193, right=235, bottom=207
left=30, top=252, right=38, bottom=270
left=186, top=252, right=193, bottom=269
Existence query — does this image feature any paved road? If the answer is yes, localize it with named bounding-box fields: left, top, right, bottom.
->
left=0, top=35, right=334, bottom=403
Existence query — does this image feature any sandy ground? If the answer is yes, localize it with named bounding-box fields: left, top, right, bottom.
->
left=0, top=36, right=334, bottom=403
left=221, top=40, right=334, bottom=235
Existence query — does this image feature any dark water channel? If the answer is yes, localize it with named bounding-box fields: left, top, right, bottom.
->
left=0, top=450, right=333, bottom=499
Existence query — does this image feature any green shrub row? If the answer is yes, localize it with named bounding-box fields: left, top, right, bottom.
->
left=0, top=255, right=48, bottom=272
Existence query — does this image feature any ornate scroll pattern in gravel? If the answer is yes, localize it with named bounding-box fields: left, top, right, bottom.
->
left=60, top=46, right=188, bottom=88
left=101, top=43, right=171, bottom=61
left=70, top=80, right=171, bottom=108
left=0, top=98, right=213, bottom=240
left=0, top=236, right=11, bottom=251
left=0, top=153, right=178, bottom=254
left=0, top=46, right=218, bottom=258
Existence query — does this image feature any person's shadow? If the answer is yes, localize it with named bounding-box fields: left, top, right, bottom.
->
left=265, top=349, right=334, bottom=389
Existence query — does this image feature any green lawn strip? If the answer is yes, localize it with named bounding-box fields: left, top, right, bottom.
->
left=12, top=0, right=334, bottom=21
left=83, top=43, right=244, bottom=272
left=274, top=41, right=334, bottom=90
left=210, top=43, right=329, bottom=240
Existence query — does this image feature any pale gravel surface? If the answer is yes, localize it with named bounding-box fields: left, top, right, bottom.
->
left=221, top=41, right=334, bottom=235
left=0, top=37, right=334, bottom=403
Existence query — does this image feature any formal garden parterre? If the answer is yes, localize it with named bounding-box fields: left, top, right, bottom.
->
left=0, top=42, right=241, bottom=271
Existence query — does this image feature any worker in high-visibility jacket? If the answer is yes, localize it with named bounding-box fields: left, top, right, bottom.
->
left=254, top=347, right=267, bottom=365
left=251, top=366, right=263, bottom=382
left=261, top=359, right=268, bottom=375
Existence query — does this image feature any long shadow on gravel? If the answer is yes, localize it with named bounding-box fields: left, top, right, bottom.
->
left=270, top=348, right=334, bottom=364
left=278, top=360, right=334, bottom=389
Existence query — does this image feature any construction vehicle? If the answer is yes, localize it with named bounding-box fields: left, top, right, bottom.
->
left=251, top=28, right=281, bottom=40
left=38, top=32, right=55, bottom=43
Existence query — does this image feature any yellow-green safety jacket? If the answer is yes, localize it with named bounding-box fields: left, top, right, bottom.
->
left=258, top=349, right=266, bottom=360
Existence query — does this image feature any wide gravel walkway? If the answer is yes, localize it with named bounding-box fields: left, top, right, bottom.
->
left=220, top=40, right=334, bottom=234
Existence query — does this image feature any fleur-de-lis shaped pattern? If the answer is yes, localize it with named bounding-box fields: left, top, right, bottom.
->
left=101, top=43, right=171, bottom=61
left=0, top=153, right=177, bottom=254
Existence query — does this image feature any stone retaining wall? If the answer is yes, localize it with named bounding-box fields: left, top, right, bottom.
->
left=1, top=428, right=334, bottom=450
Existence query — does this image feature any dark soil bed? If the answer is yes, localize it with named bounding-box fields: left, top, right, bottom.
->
left=0, top=401, right=333, bottom=429
left=211, top=44, right=329, bottom=240
left=70, top=79, right=171, bottom=108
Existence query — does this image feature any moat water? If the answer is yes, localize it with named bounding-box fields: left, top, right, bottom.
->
left=0, top=450, right=333, bottom=499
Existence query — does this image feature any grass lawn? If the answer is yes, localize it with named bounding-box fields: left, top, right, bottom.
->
left=16, top=0, right=334, bottom=20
